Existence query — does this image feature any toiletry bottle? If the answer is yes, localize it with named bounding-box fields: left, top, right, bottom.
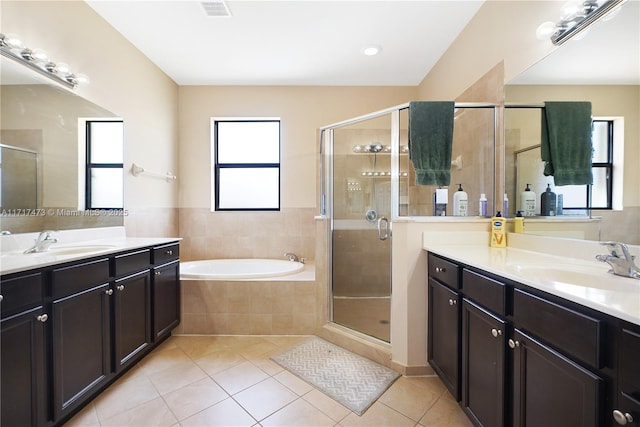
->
left=490, top=211, right=506, bottom=247
left=556, top=194, right=563, bottom=216
left=503, top=193, right=509, bottom=217
left=514, top=211, right=524, bottom=233
left=434, top=188, right=448, bottom=216
left=520, top=184, right=536, bottom=216
left=479, top=193, right=488, bottom=217
left=540, top=184, right=557, bottom=216
left=453, top=184, right=468, bottom=216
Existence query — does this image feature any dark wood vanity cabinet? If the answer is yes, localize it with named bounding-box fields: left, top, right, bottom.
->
left=461, top=299, right=506, bottom=427
left=1, top=272, right=47, bottom=427
left=615, top=325, right=640, bottom=426
left=427, top=251, right=623, bottom=427
left=0, top=241, right=180, bottom=427
left=427, top=252, right=461, bottom=400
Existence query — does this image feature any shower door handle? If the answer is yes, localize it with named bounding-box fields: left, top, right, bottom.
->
left=377, top=217, right=390, bottom=240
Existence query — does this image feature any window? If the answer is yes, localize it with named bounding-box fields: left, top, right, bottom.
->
left=85, top=120, right=124, bottom=209
left=212, top=118, right=281, bottom=211
left=561, top=119, right=619, bottom=211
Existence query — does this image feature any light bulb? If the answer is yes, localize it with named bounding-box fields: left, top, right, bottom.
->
left=4, top=33, right=24, bottom=50
left=560, top=0, right=582, bottom=20
left=536, top=21, right=558, bottom=40
left=54, top=62, right=70, bottom=74
left=352, top=145, right=363, bottom=153
left=75, top=73, right=90, bottom=85
left=31, top=48, right=49, bottom=63
left=362, top=46, right=381, bottom=56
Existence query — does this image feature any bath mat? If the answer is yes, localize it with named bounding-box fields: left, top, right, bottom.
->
left=271, top=337, right=400, bottom=415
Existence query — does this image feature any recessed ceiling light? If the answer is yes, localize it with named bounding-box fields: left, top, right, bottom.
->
left=362, top=46, right=381, bottom=56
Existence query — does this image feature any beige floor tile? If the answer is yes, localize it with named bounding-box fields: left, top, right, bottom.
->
left=211, top=360, right=270, bottom=395
left=194, top=347, right=247, bottom=376
left=93, top=375, right=160, bottom=421
left=247, top=355, right=285, bottom=376
left=235, top=339, right=281, bottom=359
left=378, top=376, right=443, bottom=421
left=148, top=359, right=207, bottom=395
left=302, top=389, right=352, bottom=423
left=273, top=370, right=314, bottom=395
left=171, top=335, right=229, bottom=359
left=99, top=397, right=178, bottom=427
left=339, top=401, right=416, bottom=427
left=234, top=377, right=299, bottom=421
left=63, top=402, right=100, bottom=427
left=180, top=397, right=257, bottom=427
left=419, top=392, right=473, bottom=427
left=162, top=377, right=229, bottom=421
left=261, top=398, right=337, bottom=427
left=137, top=346, right=192, bottom=376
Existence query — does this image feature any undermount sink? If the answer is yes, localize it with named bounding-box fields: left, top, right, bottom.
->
left=45, top=245, right=117, bottom=255
left=507, top=263, right=620, bottom=290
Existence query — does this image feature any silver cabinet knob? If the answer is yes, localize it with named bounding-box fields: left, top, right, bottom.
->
left=0, top=295, right=3, bottom=303
left=508, top=339, right=520, bottom=349
left=105, top=289, right=113, bottom=296
left=491, top=328, right=502, bottom=337
left=117, top=285, right=125, bottom=291
left=36, top=314, right=48, bottom=323
left=155, top=271, right=161, bottom=276
left=435, top=267, right=446, bottom=273
left=165, top=250, right=173, bottom=255
left=448, top=298, right=457, bottom=306
left=613, top=410, right=634, bottom=425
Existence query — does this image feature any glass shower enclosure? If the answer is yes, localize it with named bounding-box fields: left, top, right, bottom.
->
left=320, top=102, right=497, bottom=343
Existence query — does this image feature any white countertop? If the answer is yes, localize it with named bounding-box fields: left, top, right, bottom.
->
left=423, top=232, right=640, bottom=326
left=0, top=227, right=180, bottom=275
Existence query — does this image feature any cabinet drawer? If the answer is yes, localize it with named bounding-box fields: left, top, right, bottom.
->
left=0, top=272, right=43, bottom=319
left=428, top=253, right=459, bottom=289
left=114, top=249, right=150, bottom=277
left=620, top=327, right=640, bottom=398
left=462, top=269, right=506, bottom=316
left=52, top=259, right=110, bottom=299
left=513, top=288, right=602, bottom=369
left=153, top=243, right=179, bottom=265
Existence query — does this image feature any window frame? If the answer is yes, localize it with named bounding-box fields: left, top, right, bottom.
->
left=85, top=119, right=124, bottom=210
left=212, top=117, right=281, bottom=212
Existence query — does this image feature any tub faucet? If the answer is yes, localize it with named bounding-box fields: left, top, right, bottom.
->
left=24, top=230, right=58, bottom=254
left=595, top=241, right=640, bottom=279
left=284, top=252, right=300, bottom=262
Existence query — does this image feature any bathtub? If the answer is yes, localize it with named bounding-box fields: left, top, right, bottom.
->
left=180, top=258, right=306, bottom=280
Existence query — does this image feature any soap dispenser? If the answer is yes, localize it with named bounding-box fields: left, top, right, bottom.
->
left=520, top=184, right=536, bottom=216
left=540, top=184, right=557, bottom=216
left=453, top=184, right=468, bottom=216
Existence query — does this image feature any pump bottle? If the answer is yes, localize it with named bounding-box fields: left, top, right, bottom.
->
left=453, top=184, right=468, bottom=216
left=520, top=184, right=536, bottom=216
left=540, top=184, right=557, bottom=216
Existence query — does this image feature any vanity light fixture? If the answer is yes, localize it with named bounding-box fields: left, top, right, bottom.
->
left=537, top=0, right=626, bottom=45
left=0, top=32, right=89, bottom=89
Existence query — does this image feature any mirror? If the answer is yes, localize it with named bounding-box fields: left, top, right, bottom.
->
left=0, top=54, right=123, bottom=233
left=504, top=0, right=639, bottom=243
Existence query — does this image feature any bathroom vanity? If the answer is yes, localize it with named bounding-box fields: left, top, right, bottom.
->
left=0, top=230, right=180, bottom=427
left=425, top=236, right=640, bottom=427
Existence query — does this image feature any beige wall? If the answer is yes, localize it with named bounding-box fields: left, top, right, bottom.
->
left=2, top=0, right=180, bottom=237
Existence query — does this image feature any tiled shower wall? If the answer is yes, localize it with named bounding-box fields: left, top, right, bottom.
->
left=178, top=208, right=316, bottom=262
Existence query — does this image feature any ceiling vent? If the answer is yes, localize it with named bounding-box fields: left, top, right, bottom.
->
left=201, top=1, right=232, bottom=17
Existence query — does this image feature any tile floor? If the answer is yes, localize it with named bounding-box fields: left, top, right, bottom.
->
left=65, top=335, right=472, bottom=427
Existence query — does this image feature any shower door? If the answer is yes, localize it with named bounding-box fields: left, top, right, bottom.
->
left=329, top=113, right=395, bottom=342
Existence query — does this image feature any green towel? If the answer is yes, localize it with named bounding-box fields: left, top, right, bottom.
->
left=541, top=102, right=593, bottom=186
left=408, top=101, right=455, bottom=186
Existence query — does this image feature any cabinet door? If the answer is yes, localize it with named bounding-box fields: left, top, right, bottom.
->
left=114, top=270, right=151, bottom=372
left=511, top=329, right=603, bottom=427
left=428, top=278, right=461, bottom=400
left=462, top=299, right=505, bottom=427
left=0, top=307, right=47, bottom=427
left=153, top=260, right=180, bottom=340
left=52, top=283, right=112, bottom=421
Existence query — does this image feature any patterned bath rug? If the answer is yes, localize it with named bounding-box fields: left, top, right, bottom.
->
left=271, top=336, right=400, bottom=415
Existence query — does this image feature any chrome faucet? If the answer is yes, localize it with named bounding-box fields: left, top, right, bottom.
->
left=24, top=230, right=58, bottom=254
left=595, top=241, right=640, bottom=279
left=284, top=252, right=300, bottom=263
